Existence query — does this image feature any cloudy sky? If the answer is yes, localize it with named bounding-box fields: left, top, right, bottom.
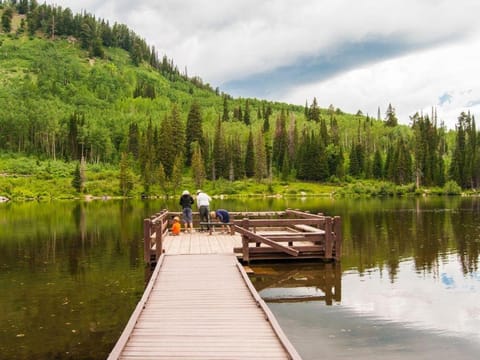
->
left=49, top=0, right=480, bottom=129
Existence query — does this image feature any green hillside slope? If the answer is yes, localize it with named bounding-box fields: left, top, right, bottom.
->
left=0, top=3, right=474, bottom=200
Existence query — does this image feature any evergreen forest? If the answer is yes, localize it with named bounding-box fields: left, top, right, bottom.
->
left=0, top=0, right=479, bottom=200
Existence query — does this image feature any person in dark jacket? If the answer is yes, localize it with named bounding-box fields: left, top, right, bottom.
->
left=210, top=209, right=231, bottom=234
left=179, top=190, right=194, bottom=233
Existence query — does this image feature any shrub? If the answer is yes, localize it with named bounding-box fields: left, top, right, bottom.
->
left=443, top=180, right=462, bottom=195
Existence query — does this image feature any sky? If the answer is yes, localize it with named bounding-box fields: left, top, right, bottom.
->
left=47, top=0, right=480, bottom=129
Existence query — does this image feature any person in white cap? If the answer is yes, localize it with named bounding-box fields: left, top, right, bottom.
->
left=196, top=190, right=211, bottom=231
left=179, top=190, right=194, bottom=233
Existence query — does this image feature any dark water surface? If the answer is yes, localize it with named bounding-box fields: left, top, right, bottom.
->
left=0, top=197, right=479, bottom=359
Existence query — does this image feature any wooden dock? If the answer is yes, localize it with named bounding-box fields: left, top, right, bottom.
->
left=108, top=209, right=342, bottom=359
left=144, top=209, right=342, bottom=265
left=108, top=252, right=301, bottom=359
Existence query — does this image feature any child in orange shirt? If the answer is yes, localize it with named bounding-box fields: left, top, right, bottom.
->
left=171, top=216, right=181, bottom=235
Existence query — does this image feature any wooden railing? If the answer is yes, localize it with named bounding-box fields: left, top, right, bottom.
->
left=143, top=209, right=342, bottom=264
left=143, top=209, right=170, bottom=266
left=233, top=209, right=342, bottom=263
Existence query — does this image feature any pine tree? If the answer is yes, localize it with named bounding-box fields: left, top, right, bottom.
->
left=127, top=123, right=140, bottom=159
left=254, top=130, right=267, bottom=181
left=1, top=7, right=13, bottom=33
left=119, top=152, right=134, bottom=196
left=309, top=97, right=320, bottom=122
left=319, top=118, right=328, bottom=147
left=373, top=148, right=383, bottom=179
left=170, top=153, right=184, bottom=195
left=449, top=113, right=467, bottom=187
left=139, top=121, right=155, bottom=194
left=157, top=162, right=168, bottom=196
left=222, top=96, right=229, bottom=122
left=349, top=143, right=364, bottom=178
left=185, top=100, right=204, bottom=165
left=213, top=117, right=227, bottom=179
left=385, top=144, right=395, bottom=182
left=243, top=99, right=251, bottom=125
left=158, top=105, right=184, bottom=177
left=287, top=116, right=298, bottom=166
left=385, top=103, right=398, bottom=127
left=326, top=144, right=343, bottom=180
left=191, top=142, right=206, bottom=188
left=245, top=130, right=255, bottom=178
left=71, top=162, right=83, bottom=193
left=272, top=109, right=287, bottom=171
left=229, top=137, right=245, bottom=180
left=395, top=138, right=412, bottom=184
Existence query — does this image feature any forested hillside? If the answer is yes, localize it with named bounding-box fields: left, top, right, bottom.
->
left=0, top=1, right=479, bottom=199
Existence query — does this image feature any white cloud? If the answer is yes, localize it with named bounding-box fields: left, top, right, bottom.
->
left=49, top=0, right=480, bottom=128
left=282, top=32, right=480, bottom=128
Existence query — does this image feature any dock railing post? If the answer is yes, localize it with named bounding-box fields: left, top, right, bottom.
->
left=155, top=219, right=163, bottom=261
left=324, top=216, right=333, bottom=259
left=143, top=218, right=151, bottom=264
left=241, top=218, right=250, bottom=263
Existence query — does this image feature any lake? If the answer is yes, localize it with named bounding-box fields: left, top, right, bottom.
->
left=0, top=197, right=479, bottom=359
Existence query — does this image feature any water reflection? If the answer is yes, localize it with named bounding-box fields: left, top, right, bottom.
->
left=250, top=262, right=341, bottom=305
left=340, top=256, right=480, bottom=339
left=342, top=197, right=480, bottom=280
left=1, top=197, right=480, bottom=359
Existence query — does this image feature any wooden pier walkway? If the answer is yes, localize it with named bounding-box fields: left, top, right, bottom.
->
left=108, top=252, right=301, bottom=359
left=108, top=210, right=342, bottom=359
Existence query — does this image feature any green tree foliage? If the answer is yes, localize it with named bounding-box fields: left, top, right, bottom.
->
left=243, top=99, right=251, bottom=125
left=244, top=130, right=255, bottom=178
left=191, top=142, right=206, bottom=189
left=158, top=105, right=184, bottom=177
left=307, top=97, right=320, bottom=122
left=272, top=109, right=287, bottom=172
left=411, top=112, right=445, bottom=187
left=170, top=153, right=183, bottom=195
left=254, top=130, right=267, bottom=181
left=227, top=137, right=244, bottom=181
left=1, top=6, right=13, bottom=32
left=71, top=162, right=83, bottom=192
left=119, top=152, right=134, bottom=196
left=373, top=148, right=383, bottom=179
left=127, top=123, right=140, bottom=159
left=449, top=112, right=477, bottom=188
left=385, top=103, right=398, bottom=127
left=71, top=157, right=86, bottom=193
left=157, top=162, right=167, bottom=196
left=222, top=95, right=229, bottom=122
left=349, top=143, right=364, bottom=178
left=185, top=100, right=204, bottom=165
left=212, top=117, right=227, bottom=179
left=2, top=2, right=480, bottom=194
left=386, top=137, right=412, bottom=184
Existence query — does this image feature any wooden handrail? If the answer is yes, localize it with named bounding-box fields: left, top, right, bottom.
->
left=234, top=225, right=300, bottom=257
left=107, top=254, right=166, bottom=359
left=235, top=261, right=303, bottom=360
left=232, top=218, right=325, bottom=227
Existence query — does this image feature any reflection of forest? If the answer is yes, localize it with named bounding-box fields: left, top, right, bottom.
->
left=343, top=197, right=480, bottom=279
left=250, top=262, right=341, bottom=305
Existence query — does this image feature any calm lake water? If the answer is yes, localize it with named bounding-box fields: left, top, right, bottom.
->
left=0, top=197, right=479, bottom=359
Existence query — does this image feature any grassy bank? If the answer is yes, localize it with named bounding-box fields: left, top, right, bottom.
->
left=0, top=154, right=470, bottom=201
